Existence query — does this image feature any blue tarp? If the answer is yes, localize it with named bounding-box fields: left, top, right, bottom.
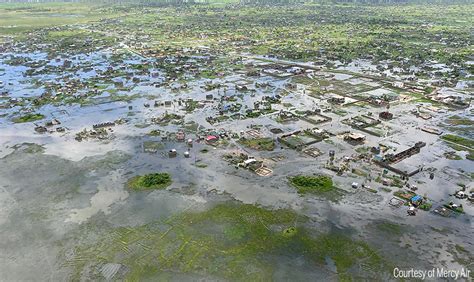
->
left=411, top=195, right=422, bottom=202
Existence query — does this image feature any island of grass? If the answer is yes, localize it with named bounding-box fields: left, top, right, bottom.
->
left=238, top=137, right=275, bottom=151
left=289, top=175, right=334, bottom=194
left=127, top=172, right=172, bottom=191
left=12, top=113, right=45, bottom=123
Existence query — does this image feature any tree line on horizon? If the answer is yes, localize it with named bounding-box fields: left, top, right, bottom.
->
left=0, top=0, right=470, bottom=5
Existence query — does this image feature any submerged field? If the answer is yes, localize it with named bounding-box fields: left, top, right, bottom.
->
left=0, top=1, right=472, bottom=280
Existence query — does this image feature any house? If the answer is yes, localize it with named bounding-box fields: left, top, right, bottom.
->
left=168, top=149, right=177, bottom=158
left=241, top=158, right=263, bottom=171
left=243, top=158, right=257, bottom=167
left=344, top=133, right=366, bottom=143
left=392, top=81, right=404, bottom=88
left=410, top=195, right=423, bottom=207
left=35, top=126, right=47, bottom=133
left=205, top=135, right=219, bottom=144
left=455, top=191, right=467, bottom=199
left=176, top=131, right=185, bottom=142
left=328, top=97, right=345, bottom=104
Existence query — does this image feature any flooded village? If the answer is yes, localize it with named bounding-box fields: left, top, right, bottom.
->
left=0, top=1, right=472, bottom=280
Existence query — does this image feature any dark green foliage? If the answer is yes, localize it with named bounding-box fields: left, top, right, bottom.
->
left=127, top=172, right=172, bottom=191
left=289, top=175, right=334, bottom=194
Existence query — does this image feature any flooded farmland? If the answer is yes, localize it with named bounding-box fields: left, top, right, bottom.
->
left=0, top=1, right=473, bottom=281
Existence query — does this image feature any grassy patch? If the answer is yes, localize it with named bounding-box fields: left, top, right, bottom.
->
left=70, top=202, right=390, bottom=280
left=238, top=137, right=275, bottom=151
left=466, top=153, right=474, bottom=161
left=444, top=151, right=462, bottom=160
left=419, top=202, right=433, bottom=211
left=147, top=129, right=161, bottom=136
left=445, top=115, right=474, bottom=126
left=12, top=113, right=45, bottom=123
left=442, top=134, right=474, bottom=160
left=444, top=204, right=464, bottom=214
left=441, top=134, right=474, bottom=149
left=450, top=244, right=474, bottom=273
left=289, top=175, right=334, bottom=194
left=126, top=172, right=172, bottom=191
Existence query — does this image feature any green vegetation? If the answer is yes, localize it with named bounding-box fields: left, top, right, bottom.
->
left=143, top=141, right=164, bottom=152
left=12, top=142, right=45, bottom=154
left=444, top=151, right=462, bottom=160
left=393, top=190, right=416, bottom=201
left=441, top=134, right=474, bottom=149
left=0, top=2, right=471, bottom=280
left=238, top=137, right=275, bottom=151
left=391, top=176, right=404, bottom=188
left=12, top=113, right=45, bottom=123
left=455, top=244, right=467, bottom=254
left=467, top=153, right=474, bottom=161
left=375, top=221, right=403, bottom=235
left=450, top=244, right=474, bottom=274
left=1, top=0, right=472, bottom=72
left=380, top=187, right=392, bottom=193
left=147, top=129, right=161, bottom=136
left=377, top=174, right=404, bottom=188
left=127, top=172, right=172, bottom=191
left=442, top=135, right=474, bottom=161
left=289, top=175, right=334, bottom=194
left=184, top=100, right=199, bottom=112
left=0, top=3, right=120, bottom=38
left=444, top=204, right=464, bottom=214
left=446, top=115, right=474, bottom=126
left=70, top=203, right=390, bottom=280
left=419, top=202, right=432, bottom=211
left=355, top=146, right=369, bottom=154
left=282, top=226, right=297, bottom=238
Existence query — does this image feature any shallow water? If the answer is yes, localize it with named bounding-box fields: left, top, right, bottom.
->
left=0, top=43, right=472, bottom=280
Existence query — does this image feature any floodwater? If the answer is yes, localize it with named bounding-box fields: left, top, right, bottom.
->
left=0, top=48, right=472, bottom=280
